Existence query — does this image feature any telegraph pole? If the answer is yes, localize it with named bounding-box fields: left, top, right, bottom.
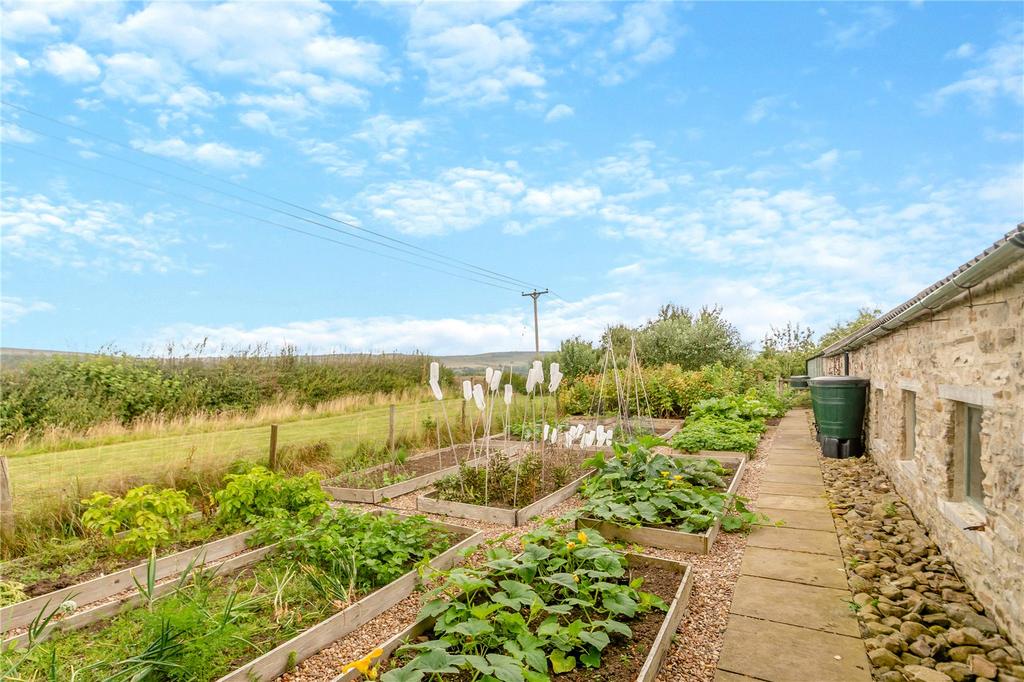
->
left=522, top=289, right=549, bottom=355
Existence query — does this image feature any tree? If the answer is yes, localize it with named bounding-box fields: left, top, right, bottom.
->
left=758, top=322, right=816, bottom=377
left=817, top=308, right=882, bottom=350
left=553, top=336, right=601, bottom=380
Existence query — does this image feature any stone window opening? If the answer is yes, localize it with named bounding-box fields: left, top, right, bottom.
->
left=901, top=389, right=916, bottom=460
left=951, top=401, right=986, bottom=510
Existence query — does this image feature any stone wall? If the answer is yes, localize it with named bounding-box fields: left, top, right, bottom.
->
left=824, top=258, right=1024, bottom=645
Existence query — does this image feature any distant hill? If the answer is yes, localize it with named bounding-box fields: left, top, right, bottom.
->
left=0, top=347, right=551, bottom=375
left=437, top=351, right=550, bottom=375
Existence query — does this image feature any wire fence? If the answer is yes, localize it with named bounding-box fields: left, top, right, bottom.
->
left=2, top=395, right=551, bottom=518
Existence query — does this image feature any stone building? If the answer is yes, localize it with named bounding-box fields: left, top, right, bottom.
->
left=812, top=225, right=1023, bottom=644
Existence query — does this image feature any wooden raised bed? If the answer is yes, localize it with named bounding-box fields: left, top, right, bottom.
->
left=333, top=551, right=694, bottom=682
left=217, top=514, right=482, bottom=682
left=0, top=526, right=261, bottom=637
left=321, top=443, right=518, bottom=504
left=577, top=454, right=747, bottom=555
left=417, top=467, right=595, bottom=526
left=2, top=541, right=277, bottom=650
left=415, top=445, right=604, bottom=526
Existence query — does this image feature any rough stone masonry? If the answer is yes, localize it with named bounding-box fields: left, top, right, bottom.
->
left=824, top=256, right=1023, bottom=646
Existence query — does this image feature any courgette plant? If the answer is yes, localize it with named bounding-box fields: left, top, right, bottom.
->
left=374, top=525, right=668, bottom=682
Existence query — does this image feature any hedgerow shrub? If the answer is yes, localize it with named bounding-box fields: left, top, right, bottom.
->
left=0, top=352, right=449, bottom=440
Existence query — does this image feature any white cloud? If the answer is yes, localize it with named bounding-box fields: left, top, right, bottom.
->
left=0, top=121, right=36, bottom=143
left=151, top=291, right=631, bottom=355
left=407, top=12, right=544, bottom=104
left=520, top=183, right=602, bottom=217
left=746, top=95, right=786, bottom=124
left=822, top=5, right=896, bottom=50
left=927, top=27, right=1024, bottom=111
left=0, top=191, right=182, bottom=272
left=131, top=137, right=263, bottom=169
left=99, top=52, right=184, bottom=106
left=353, top=114, right=427, bottom=161
left=803, top=148, right=841, bottom=173
left=544, top=104, right=574, bottom=122
left=0, top=296, right=54, bottom=324
left=361, top=167, right=525, bottom=236
left=946, top=42, right=975, bottom=59
left=297, top=138, right=366, bottom=177
left=600, top=2, right=679, bottom=85
left=39, top=43, right=100, bottom=82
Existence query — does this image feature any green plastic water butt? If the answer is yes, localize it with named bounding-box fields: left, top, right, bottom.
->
left=809, top=376, right=869, bottom=440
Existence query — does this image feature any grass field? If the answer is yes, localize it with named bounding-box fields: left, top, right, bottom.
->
left=6, top=395, right=554, bottom=508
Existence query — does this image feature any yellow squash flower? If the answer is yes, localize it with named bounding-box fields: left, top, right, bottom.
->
left=673, top=474, right=683, bottom=481
left=577, top=531, right=588, bottom=545
left=573, top=573, right=580, bottom=583
left=660, top=471, right=669, bottom=477
left=567, top=541, right=577, bottom=550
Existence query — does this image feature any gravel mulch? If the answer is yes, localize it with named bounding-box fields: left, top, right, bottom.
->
left=821, top=454, right=1024, bottom=682
left=281, top=429, right=778, bottom=682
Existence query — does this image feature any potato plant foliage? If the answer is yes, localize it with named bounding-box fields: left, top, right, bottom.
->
left=82, top=485, right=194, bottom=555
left=213, top=466, right=329, bottom=524
left=381, top=526, right=668, bottom=682
left=252, top=507, right=454, bottom=594
left=580, top=441, right=762, bottom=533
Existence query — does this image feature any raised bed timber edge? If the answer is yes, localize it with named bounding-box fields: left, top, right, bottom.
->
left=332, top=551, right=694, bottom=682
left=0, top=526, right=261, bottom=636
left=2, top=540, right=277, bottom=650
left=576, top=454, right=748, bottom=555
left=416, top=467, right=595, bottom=526
left=217, top=513, right=483, bottom=682
left=321, top=443, right=522, bottom=504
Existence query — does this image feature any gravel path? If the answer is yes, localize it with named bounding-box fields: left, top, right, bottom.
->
left=281, top=431, right=777, bottom=682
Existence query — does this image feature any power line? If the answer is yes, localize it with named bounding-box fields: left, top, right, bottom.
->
left=8, top=119, right=528, bottom=291
left=1, top=100, right=543, bottom=291
left=1, top=141, right=523, bottom=293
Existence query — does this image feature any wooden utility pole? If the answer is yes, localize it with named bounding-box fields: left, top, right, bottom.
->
left=521, top=289, right=549, bottom=354
left=1, top=456, right=13, bottom=533
left=388, top=405, right=396, bottom=452
left=268, top=424, right=279, bottom=470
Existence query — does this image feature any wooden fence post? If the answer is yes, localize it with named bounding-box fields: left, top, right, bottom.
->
left=388, top=405, right=396, bottom=452
left=776, top=376, right=785, bottom=397
left=268, top=424, right=279, bottom=470
left=461, top=400, right=467, bottom=431
left=0, top=456, right=13, bottom=534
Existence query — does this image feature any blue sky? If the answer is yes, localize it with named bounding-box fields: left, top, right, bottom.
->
left=1, top=1, right=1021, bottom=355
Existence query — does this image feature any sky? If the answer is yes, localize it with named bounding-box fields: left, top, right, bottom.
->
left=1, top=1, right=1022, bottom=356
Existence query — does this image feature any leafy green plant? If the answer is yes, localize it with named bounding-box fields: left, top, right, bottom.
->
left=0, top=579, right=27, bottom=607
left=379, top=525, right=668, bottom=681
left=670, top=416, right=762, bottom=454
left=81, top=485, right=194, bottom=555
left=580, top=441, right=763, bottom=533
left=252, top=506, right=452, bottom=592
left=213, top=466, right=328, bottom=524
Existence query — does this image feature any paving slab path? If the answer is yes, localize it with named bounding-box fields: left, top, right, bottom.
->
left=715, top=410, right=872, bottom=682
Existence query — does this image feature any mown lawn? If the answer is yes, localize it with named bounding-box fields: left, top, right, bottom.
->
left=6, top=398, right=493, bottom=506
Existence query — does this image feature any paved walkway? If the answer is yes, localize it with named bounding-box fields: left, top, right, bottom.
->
left=715, top=410, right=871, bottom=682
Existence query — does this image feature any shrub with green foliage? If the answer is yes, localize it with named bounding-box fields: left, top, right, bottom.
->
left=81, top=485, right=194, bottom=555
left=213, top=467, right=329, bottom=524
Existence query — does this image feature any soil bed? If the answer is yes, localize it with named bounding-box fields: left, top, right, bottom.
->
left=327, top=444, right=481, bottom=489
left=2, top=512, right=472, bottom=682
left=361, top=556, right=688, bottom=682
left=416, top=446, right=596, bottom=525
left=432, top=446, right=591, bottom=509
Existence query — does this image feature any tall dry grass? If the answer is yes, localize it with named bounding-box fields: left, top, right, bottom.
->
left=2, top=387, right=432, bottom=456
